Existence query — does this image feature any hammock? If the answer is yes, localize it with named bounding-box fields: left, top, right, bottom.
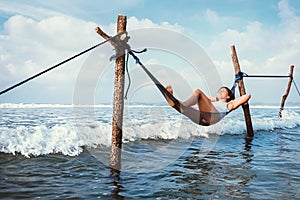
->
left=128, top=51, right=229, bottom=126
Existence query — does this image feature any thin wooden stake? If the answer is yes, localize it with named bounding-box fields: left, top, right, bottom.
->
left=231, top=45, right=254, bottom=137
left=110, top=15, right=127, bottom=172
left=279, top=65, right=294, bottom=118
left=95, top=15, right=127, bottom=172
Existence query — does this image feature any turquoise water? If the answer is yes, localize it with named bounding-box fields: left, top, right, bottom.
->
left=0, top=103, right=300, bottom=199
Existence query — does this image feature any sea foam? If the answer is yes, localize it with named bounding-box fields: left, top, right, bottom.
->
left=0, top=103, right=299, bottom=157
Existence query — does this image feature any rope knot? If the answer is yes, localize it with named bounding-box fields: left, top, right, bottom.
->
left=109, top=32, right=131, bottom=61
left=235, top=71, right=247, bottom=82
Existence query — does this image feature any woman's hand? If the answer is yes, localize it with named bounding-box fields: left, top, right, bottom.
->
left=227, top=94, right=251, bottom=111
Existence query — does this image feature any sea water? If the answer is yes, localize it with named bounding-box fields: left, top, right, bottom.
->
left=0, top=103, right=300, bottom=199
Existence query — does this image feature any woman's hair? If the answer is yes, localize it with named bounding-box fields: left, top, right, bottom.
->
left=219, top=86, right=235, bottom=102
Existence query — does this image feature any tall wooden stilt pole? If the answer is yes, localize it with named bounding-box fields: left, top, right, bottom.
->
left=279, top=65, right=294, bottom=118
left=95, top=15, right=127, bottom=172
left=231, top=45, right=254, bottom=137
left=110, top=15, right=127, bottom=172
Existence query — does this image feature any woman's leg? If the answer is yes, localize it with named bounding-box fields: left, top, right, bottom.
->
left=165, top=86, right=221, bottom=124
left=181, top=90, right=198, bottom=107
left=165, top=86, right=202, bottom=107
left=183, top=89, right=218, bottom=113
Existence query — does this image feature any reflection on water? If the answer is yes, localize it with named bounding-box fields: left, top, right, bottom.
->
left=110, top=169, right=124, bottom=200
left=151, top=136, right=256, bottom=199
left=1, top=130, right=300, bottom=199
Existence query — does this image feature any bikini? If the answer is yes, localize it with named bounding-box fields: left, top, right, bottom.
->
left=211, top=101, right=229, bottom=113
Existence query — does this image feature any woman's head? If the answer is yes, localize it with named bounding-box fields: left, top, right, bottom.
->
left=217, top=87, right=235, bottom=102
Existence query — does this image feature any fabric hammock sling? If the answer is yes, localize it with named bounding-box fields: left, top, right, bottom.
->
left=128, top=51, right=229, bottom=126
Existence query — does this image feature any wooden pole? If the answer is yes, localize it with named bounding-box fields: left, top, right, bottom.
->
left=279, top=65, right=294, bottom=118
left=95, top=15, right=127, bottom=172
left=231, top=45, right=254, bottom=137
left=110, top=15, right=127, bottom=172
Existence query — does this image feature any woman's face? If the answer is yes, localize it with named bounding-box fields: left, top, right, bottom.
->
left=217, top=88, right=229, bottom=101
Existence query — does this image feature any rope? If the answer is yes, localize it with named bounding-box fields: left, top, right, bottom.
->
left=235, top=71, right=292, bottom=82
left=124, top=52, right=131, bottom=100
left=124, top=48, right=147, bottom=100
left=231, top=71, right=294, bottom=98
left=0, top=32, right=125, bottom=96
left=127, top=50, right=182, bottom=111
left=293, top=79, right=300, bottom=96
left=232, top=71, right=299, bottom=98
left=243, top=75, right=292, bottom=78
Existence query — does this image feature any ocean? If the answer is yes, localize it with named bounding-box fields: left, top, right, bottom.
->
left=0, top=103, right=300, bottom=199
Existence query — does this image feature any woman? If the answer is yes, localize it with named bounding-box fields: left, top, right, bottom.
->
left=164, top=85, right=251, bottom=125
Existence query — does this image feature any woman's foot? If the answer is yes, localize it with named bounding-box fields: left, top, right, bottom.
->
left=165, top=85, right=175, bottom=107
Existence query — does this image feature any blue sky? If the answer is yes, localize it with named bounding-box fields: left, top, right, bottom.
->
left=0, top=0, right=299, bottom=104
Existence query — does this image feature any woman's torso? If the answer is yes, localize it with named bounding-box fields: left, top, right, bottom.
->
left=211, top=101, right=229, bottom=113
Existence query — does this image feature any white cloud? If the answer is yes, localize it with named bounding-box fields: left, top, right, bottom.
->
left=208, top=1, right=300, bottom=70
left=278, top=0, right=297, bottom=20
left=204, top=0, right=300, bottom=103
left=0, top=14, right=105, bottom=103
left=204, top=9, right=219, bottom=24
left=0, top=15, right=99, bottom=82
left=126, top=16, right=184, bottom=32
left=0, top=1, right=62, bottom=20
left=1, top=0, right=299, bottom=104
left=0, top=14, right=185, bottom=103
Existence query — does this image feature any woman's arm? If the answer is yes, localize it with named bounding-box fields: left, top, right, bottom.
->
left=227, top=94, right=251, bottom=111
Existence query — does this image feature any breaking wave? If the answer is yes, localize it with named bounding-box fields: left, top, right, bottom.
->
left=0, top=103, right=299, bottom=157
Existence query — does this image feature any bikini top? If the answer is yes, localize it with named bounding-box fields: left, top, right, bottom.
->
left=211, top=101, right=229, bottom=113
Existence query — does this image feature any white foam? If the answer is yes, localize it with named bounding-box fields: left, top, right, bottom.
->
left=0, top=103, right=167, bottom=109
left=0, top=103, right=112, bottom=109
left=123, top=119, right=210, bottom=142
left=250, top=105, right=300, bottom=109
left=0, top=118, right=211, bottom=157
left=253, top=110, right=300, bottom=131
left=0, top=103, right=72, bottom=108
left=0, top=123, right=112, bottom=157
left=0, top=104, right=299, bottom=157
